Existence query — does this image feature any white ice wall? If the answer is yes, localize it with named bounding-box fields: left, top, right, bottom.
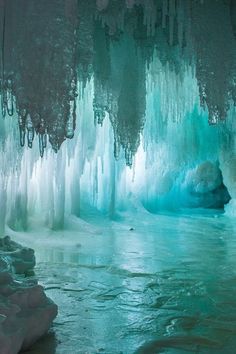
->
left=0, top=55, right=235, bottom=234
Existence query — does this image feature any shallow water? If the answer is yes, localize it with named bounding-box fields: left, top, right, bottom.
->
left=19, top=210, right=236, bottom=354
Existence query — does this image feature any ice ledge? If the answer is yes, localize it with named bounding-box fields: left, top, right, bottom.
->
left=0, top=236, right=58, bottom=354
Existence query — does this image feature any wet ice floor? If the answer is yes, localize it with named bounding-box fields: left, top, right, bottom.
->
left=19, top=209, right=236, bottom=354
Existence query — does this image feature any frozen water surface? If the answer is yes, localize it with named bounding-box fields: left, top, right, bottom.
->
left=13, top=209, right=236, bottom=354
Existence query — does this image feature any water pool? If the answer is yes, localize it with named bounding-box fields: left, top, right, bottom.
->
left=19, top=210, right=236, bottom=354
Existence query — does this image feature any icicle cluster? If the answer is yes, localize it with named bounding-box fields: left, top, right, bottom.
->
left=1, top=0, right=236, bottom=163
left=0, top=0, right=235, bottom=230
left=0, top=0, right=78, bottom=157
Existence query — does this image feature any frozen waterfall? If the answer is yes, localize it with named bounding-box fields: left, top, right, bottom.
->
left=0, top=0, right=235, bottom=234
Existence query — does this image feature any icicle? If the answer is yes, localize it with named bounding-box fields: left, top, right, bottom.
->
left=125, top=148, right=133, bottom=167
left=43, top=133, right=47, bottom=149
left=93, top=100, right=106, bottom=126
left=6, top=78, right=14, bottom=116
left=38, top=133, right=47, bottom=158
left=208, top=108, right=219, bottom=125
left=18, top=109, right=27, bottom=147
left=114, top=138, right=120, bottom=160
left=26, top=114, right=34, bottom=148
left=66, top=100, right=76, bottom=139
left=94, top=106, right=105, bottom=125
left=1, top=80, right=7, bottom=118
left=1, top=93, right=6, bottom=118
left=38, top=135, right=44, bottom=158
left=19, top=127, right=25, bottom=147
left=37, top=116, right=47, bottom=155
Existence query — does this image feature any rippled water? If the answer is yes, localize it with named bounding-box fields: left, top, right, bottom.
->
left=19, top=209, right=236, bottom=354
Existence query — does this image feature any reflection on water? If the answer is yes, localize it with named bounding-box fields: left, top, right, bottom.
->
left=24, top=211, right=236, bottom=353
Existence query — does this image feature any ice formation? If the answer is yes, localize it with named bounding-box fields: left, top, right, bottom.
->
left=0, top=236, right=58, bottom=354
left=0, top=236, right=35, bottom=274
left=0, top=0, right=235, bottom=233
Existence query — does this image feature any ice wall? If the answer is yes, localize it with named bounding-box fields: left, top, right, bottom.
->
left=219, top=109, right=236, bottom=217
left=0, top=60, right=233, bottom=234
left=0, top=0, right=235, bottom=233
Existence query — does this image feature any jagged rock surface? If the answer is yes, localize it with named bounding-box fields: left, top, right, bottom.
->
left=0, top=236, right=58, bottom=354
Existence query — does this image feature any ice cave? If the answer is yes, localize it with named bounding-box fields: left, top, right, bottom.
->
left=0, top=0, right=236, bottom=353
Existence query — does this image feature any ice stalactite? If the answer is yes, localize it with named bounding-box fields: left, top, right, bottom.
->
left=191, top=0, right=236, bottom=123
left=0, top=0, right=235, bottom=158
left=0, top=0, right=235, bottom=232
left=0, top=0, right=78, bottom=156
left=107, top=35, right=146, bottom=166
left=125, top=55, right=230, bottom=212
left=0, top=60, right=233, bottom=235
